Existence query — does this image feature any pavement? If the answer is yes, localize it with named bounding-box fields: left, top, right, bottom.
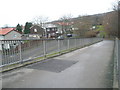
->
left=2, top=40, right=114, bottom=88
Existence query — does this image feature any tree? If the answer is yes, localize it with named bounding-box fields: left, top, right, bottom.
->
left=103, top=1, right=119, bottom=38
left=103, top=11, right=118, bottom=37
left=32, top=16, right=48, bottom=27
left=73, top=15, right=92, bottom=37
left=16, top=24, right=22, bottom=33
left=85, top=30, right=99, bottom=38
left=24, top=22, right=32, bottom=34
left=96, top=25, right=106, bottom=37
left=59, top=14, right=73, bottom=35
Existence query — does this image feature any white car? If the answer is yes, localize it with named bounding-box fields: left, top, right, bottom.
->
left=57, top=36, right=64, bottom=39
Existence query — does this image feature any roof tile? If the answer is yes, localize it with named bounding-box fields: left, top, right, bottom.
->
left=0, top=28, right=14, bottom=35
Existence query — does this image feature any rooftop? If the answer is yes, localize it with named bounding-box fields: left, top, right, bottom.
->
left=0, top=28, right=15, bottom=35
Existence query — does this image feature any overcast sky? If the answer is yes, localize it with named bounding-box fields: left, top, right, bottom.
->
left=0, top=0, right=116, bottom=27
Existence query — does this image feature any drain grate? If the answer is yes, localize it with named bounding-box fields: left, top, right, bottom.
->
left=26, top=59, right=78, bottom=73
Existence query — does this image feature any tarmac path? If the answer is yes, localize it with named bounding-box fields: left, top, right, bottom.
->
left=2, top=40, right=114, bottom=88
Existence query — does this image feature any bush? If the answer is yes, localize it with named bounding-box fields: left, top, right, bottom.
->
left=85, top=30, right=99, bottom=37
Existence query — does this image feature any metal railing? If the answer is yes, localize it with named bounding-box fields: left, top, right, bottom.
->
left=113, top=37, right=119, bottom=88
left=0, top=38, right=103, bottom=67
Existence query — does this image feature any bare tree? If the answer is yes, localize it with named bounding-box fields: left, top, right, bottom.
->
left=32, top=16, right=49, bottom=27
left=103, top=11, right=118, bottom=37
left=103, top=1, right=119, bottom=38
left=60, top=14, right=73, bottom=22
left=59, top=14, right=73, bottom=35
left=73, top=15, right=93, bottom=37
left=112, top=0, right=119, bottom=11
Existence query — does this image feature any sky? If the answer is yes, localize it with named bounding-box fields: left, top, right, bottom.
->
left=0, top=0, right=116, bottom=27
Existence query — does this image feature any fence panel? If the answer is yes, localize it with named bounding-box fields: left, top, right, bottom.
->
left=69, top=38, right=75, bottom=49
left=21, top=40, right=44, bottom=62
left=46, top=39, right=58, bottom=55
left=1, top=40, right=22, bottom=66
left=0, top=38, right=103, bottom=67
left=60, top=39, right=68, bottom=52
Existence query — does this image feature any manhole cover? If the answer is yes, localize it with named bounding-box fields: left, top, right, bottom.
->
left=26, top=59, right=78, bottom=73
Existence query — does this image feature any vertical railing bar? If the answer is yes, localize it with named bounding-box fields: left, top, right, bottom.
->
left=16, top=41, right=19, bottom=63
left=82, top=38, right=83, bottom=47
left=83, top=38, right=85, bottom=46
left=9, top=41, right=12, bottom=64
left=14, top=40, right=17, bottom=63
left=7, top=41, right=9, bottom=64
left=4, top=41, right=6, bottom=65
left=58, top=39, right=60, bottom=55
left=19, top=41, right=22, bottom=63
left=11, top=40, right=13, bottom=64
left=0, top=41, right=2, bottom=67
left=5, top=41, right=8, bottom=64
left=43, top=39, right=46, bottom=58
left=11, top=41, right=13, bottom=63
left=75, top=38, right=77, bottom=48
left=5, top=41, right=8, bottom=65
left=29, top=40, right=31, bottom=60
left=79, top=38, right=81, bottom=47
left=2, top=41, right=5, bottom=65
left=68, top=38, right=70, bottom=50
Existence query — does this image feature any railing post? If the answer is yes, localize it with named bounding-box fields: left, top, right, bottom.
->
left=75, top=38, right=77, bottom=48
left=79, top=38, right=81, bottom=47
left=43, top=40, right=46, bottom=58
left=113, top=38, right=119, bottom=88
left=90, top=38, right=91, bottom=45
left=0, top=41, right=2, bottom=67
left=19, top=41, right=22, bottom=63
left=58, top=39, right=60, bottom=54
left=116, top=38, right=118, bottom=72
left=83, top=38, right=85, bottom=46
left=81, top=38, right=83, bottom=47
left=0, top=42, right=1, bottom=90
left=68, top=38, right=70, bottom=50
left=92, top=38, right=94, bottom=44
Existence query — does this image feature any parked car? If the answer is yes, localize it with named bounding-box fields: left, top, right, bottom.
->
left=57, top=36, right=64, bottom=39
left=67, top=34, right=72, bottom=37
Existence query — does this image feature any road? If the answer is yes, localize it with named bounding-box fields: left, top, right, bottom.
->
left=2, top=40, right=114, bottom=88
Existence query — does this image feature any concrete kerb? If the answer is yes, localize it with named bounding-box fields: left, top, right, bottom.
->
left=1, top=40, right=103, bottom=73
left=113, top=38, right=119, bottom=89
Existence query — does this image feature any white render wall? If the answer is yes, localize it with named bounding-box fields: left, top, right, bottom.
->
left=0, top=36, right=4, bottom=40
left=4, top=31, right=21, bottom=40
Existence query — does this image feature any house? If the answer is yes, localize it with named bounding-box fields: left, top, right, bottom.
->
left=55, top=22, right=74, bottom=33
left=0, top=28, right=22, bottom=50
left=30, top=25, right=44, bottom=38
left=44, top=24, right=58, bottom=38
left=22, top=25, right=44, bottom=39
left=0, top=28, right=22, bottom=40
left=52, top=22, right=74, bottom=38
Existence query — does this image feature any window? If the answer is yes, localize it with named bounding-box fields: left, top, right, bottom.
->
left=47, top=29, right=50, bottom=31
left=52, top=28, right=55, bottom=31
left=34, top=29, right=37, bottom=32
left=13, top=34, right=17, bottom=38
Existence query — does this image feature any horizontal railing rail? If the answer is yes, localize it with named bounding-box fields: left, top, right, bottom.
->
left=0, top=37, right=103, bottom=68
